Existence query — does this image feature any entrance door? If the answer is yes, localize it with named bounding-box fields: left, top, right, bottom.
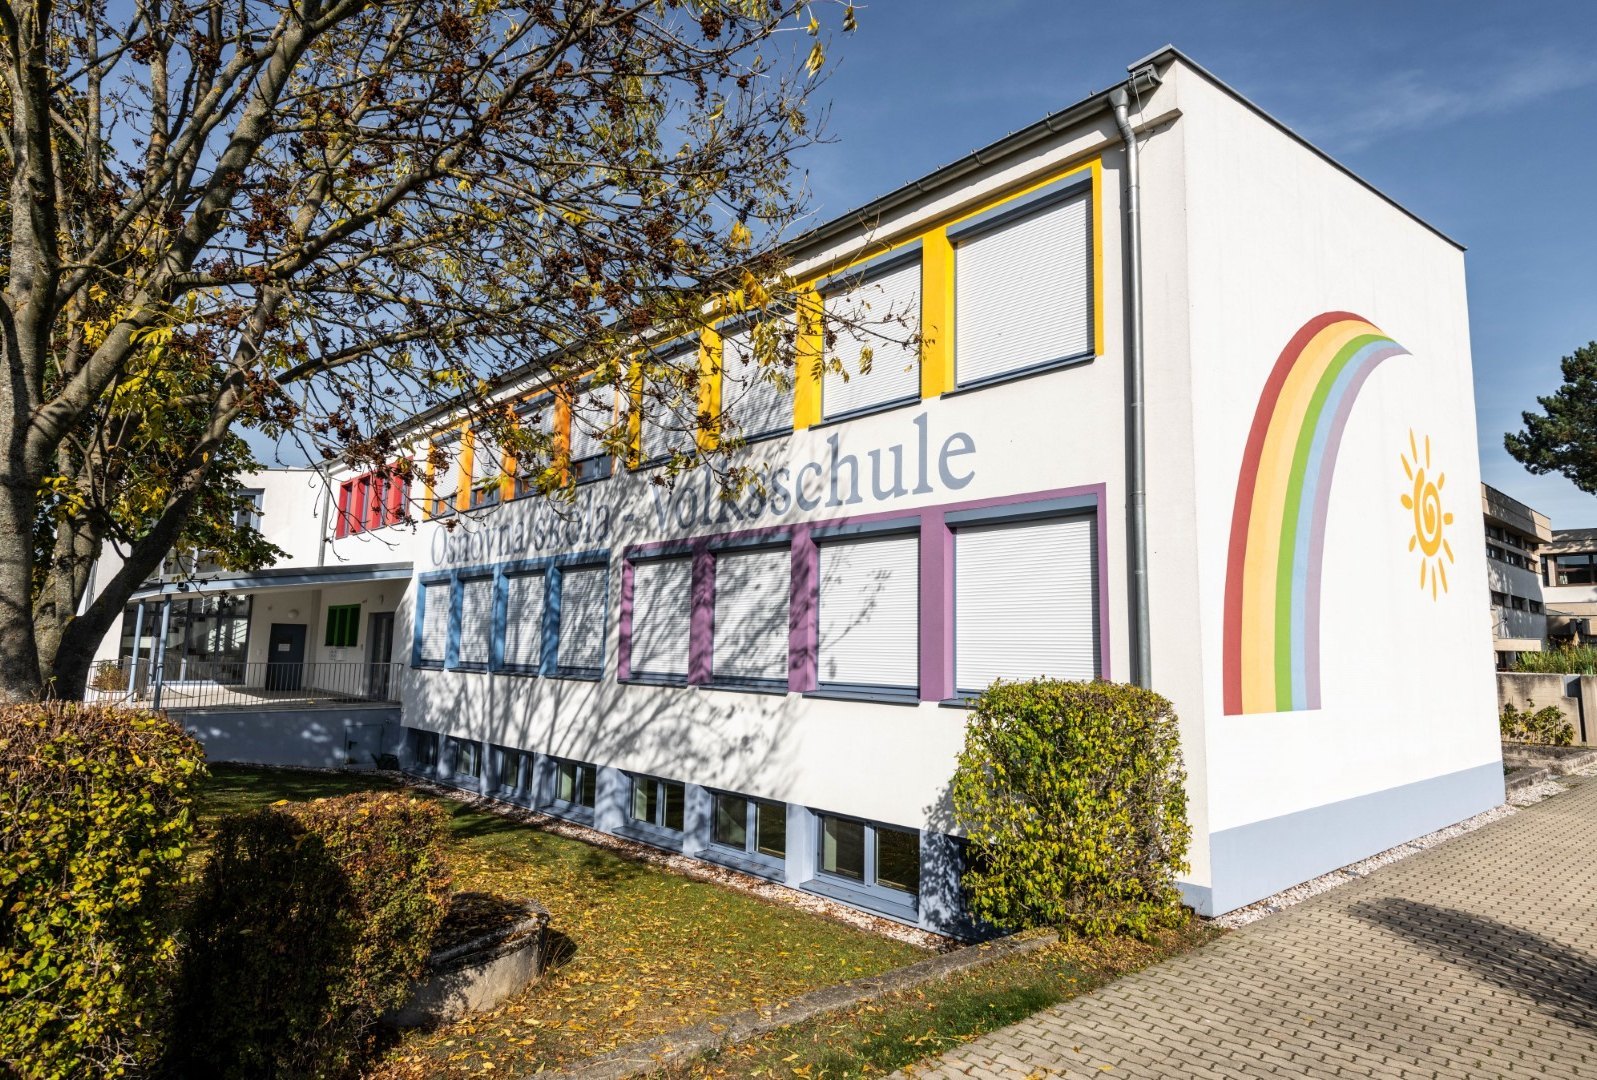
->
left=367, top=612, right=395, bottom=699
left=265, top=623, right=307, bottom=692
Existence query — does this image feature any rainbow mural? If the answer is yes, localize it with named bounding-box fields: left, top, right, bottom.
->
left=1223, top=312, right=1409, bottom=716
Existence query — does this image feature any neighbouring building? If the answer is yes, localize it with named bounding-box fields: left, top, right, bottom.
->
left=1544, top=527, right=1597, bottom=644
left=89, top=47, right=1504, bottom=931
left=1482, top=483, right=1551, bottom=667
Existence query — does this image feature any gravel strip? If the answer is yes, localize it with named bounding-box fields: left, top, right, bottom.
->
left=1214, top=773, right=1579, bottom=929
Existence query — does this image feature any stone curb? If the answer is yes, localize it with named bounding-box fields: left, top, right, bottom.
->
left=1504, top=748, right=1597, bottom=793
left=535, top=930, right=1060, bottom=1080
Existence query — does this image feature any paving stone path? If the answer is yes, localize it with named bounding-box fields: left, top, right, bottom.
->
left=898, top=775, right=1597, bottom=1079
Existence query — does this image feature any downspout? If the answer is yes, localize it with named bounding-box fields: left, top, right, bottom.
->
left=1110, top=65, right=1160, bottom=688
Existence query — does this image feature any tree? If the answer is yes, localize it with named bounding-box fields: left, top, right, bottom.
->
left=1, top=0, right=860, bottom=701
left=1505, top=341, right=1597, bottom=495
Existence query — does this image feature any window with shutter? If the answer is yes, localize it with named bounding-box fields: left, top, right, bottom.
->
left=823, top=258, right=922, bottom=419
left=639, top=350, right=700, bottom=465
left=503, top=572, right=545, bottom=671
left=429, top=436, right=464, bottom=517
left=418, top=582, right=449, bottom=665
left=720, top=325, right=793, bottom=440
left=469, top=428, right=504, bottom=507
left=325, top=604, right=360, bottom=648
left=954, top=186, right=1093, bottom=386
left=456, top=576, right=494, bottom=667
left=816, top=534, right=919, bottom=691
left=556, top=565, right=607, bottom=674
left=513, top=398, right=557, bottom=497
left=629, top=557, right=692, bottom=680
left=713, top=546, right=789, bottom=685
left=569, top=384, right=616, bottom=482
left=954, top=515, right=1097, bottom=692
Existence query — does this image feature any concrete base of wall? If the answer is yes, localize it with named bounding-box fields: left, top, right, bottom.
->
left=1191, top=760, right=1505, bottom=916
left=180, top=705, right=403, bottom=769
left=1497, top=672, right=1593, bottom=744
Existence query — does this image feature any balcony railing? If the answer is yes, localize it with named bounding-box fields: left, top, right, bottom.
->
left=87, top=659, right=403, bottom=712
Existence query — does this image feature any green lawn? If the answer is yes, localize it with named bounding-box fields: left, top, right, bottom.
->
left=196, top=766, right=925, bottom=1077
left=670, top=922, right=1221, bottom=1078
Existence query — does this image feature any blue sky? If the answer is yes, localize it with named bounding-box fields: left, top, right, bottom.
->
left=796, top=0, right=1597, bottom=528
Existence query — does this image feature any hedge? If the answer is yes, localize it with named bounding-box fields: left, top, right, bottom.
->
left=167, top=791, right=451, bottom=1078
left=0, top=704, right=205, bottom=1079
left=951, top=679, right=1191, bottom=939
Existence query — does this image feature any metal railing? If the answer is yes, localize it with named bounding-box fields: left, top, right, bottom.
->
left=86, top=658, right=403, bottom=712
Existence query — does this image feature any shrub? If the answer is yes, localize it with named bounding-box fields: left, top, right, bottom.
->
left=167, top=791, right=451, bottom=1078
left=89, top=661, right=129, bottom=693
left=1514, top=644, right=1597, bottom=675
left=0, top=704, right=204, bottom=1079
left=1500, top=702, right=1575, bottom=746
left=951, top=680, right=1191, bottom=939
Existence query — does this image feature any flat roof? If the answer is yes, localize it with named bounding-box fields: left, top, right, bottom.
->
left=131, top=562, right=413, bottom=599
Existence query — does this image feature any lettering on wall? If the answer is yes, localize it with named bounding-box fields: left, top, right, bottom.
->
left=428, top=411, right=978, bottom=567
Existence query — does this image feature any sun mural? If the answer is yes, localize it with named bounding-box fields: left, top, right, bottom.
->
left=1401, top=430, right=1454, bottom=599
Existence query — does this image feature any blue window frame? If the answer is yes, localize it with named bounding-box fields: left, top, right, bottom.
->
left=805, top=812, right=922, bottom=918
left=547, top=757, right=596, bottom=812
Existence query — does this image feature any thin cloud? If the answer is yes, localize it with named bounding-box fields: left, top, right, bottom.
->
left=1313, top=48, right=1597, bottom=149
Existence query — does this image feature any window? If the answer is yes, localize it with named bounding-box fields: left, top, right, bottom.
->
left=954, top=516, right=1098, bottom=693
left=713, top=546, right=790, bottom=686
left=503, top=572, right=546, bottom=671
left=497, top=749, right=524, bottom=793
left=456, top=576, right=494, bottom=667
left=325, top=604, right=361, bottom=648
left=1556, top=554, right=1597, bottom=586
left=816, top=534, right=919, bottom=692
left=822, top=256, right=921, bottom=419
left=469, top=427, right=505, bottom=507
left=409, top=730, right=438, bottom=769
left=953, top=182, right=1093, bottom=386
left=337, top=467, right=410, bottom=533
left=552, top=758, right=596, bottom=809
left=712, top=793, right=787, bottom=859
left=1511, top=595, right=1528, bottom=611
left=569, top=383, right=617, bottom=483
left=817, top=814, right=920, bottom=896
left=639, top=350, right=700, bottom=465
left=1531, top=600, right=1545, bottom=615
left=556, top=565, right=607, bottom=675
left=630, top=774, right=685, bottom=833
left=417, top=582, right=450, bottom=665
left=454, top=739, right=482, bottom=779
left=514, top=398, right=557, bottom=497
left=429, top=436, right=464, bottom=517
left=235, top=489, right=264, bottom=530
left=629, top=556, right=692, bottom=681
left=720, top=324, right=793, bottom=441
left=1490, top=590, right=1509, bottom=607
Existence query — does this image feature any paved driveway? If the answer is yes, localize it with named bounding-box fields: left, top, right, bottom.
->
left=900, top=775, right=1597, bottom=1079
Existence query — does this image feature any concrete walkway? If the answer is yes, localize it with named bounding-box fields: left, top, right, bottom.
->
left=899, top=776, right=1597, bottom=1079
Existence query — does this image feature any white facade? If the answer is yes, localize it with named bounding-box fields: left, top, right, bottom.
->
left=104, top=49, right=1504, bottom=931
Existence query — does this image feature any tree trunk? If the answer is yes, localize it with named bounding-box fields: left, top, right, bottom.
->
left=45, top=484, right=206, bottom=700
left=0, top=470, right=44, bottom=701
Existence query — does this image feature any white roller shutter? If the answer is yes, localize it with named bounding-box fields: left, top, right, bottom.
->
left=954, top=190, right=1093, bottom=385
left=817, top=534, right=918, bottom=689
left=504, top=572, right=545, bottom=669
left=713, top=547, right=790, bottom=683
left=418, top=582, right=450, bottom=664
left=557, top=565, right=608, bottom=672
left=823, top=259, right=922, bottom=418
left=721, top=326, right=793, bottom=439
left=955, top=516, right=1097, bottom=691
left=569, top=383, right=616, bottom=463
left=457, top=577, right=494, bottom=666
left=630, top=557, right=692, bottom=678
left=640, top=352, right=699, bottom=463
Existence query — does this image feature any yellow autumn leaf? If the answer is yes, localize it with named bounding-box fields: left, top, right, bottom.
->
left=805, top=40, right=824, bottom=77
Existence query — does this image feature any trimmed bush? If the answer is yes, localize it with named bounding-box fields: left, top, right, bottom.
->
left=167, top=791, right=450, bottom=1078
left=1500, top=702, right=1575, bottom=746
left=0, top=704, right=204, bottom=1079
left=952, top=680, right=1191, bottom=939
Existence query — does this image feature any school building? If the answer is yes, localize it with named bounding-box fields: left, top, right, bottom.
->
left=93, top=47, right=1503, bottom=933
